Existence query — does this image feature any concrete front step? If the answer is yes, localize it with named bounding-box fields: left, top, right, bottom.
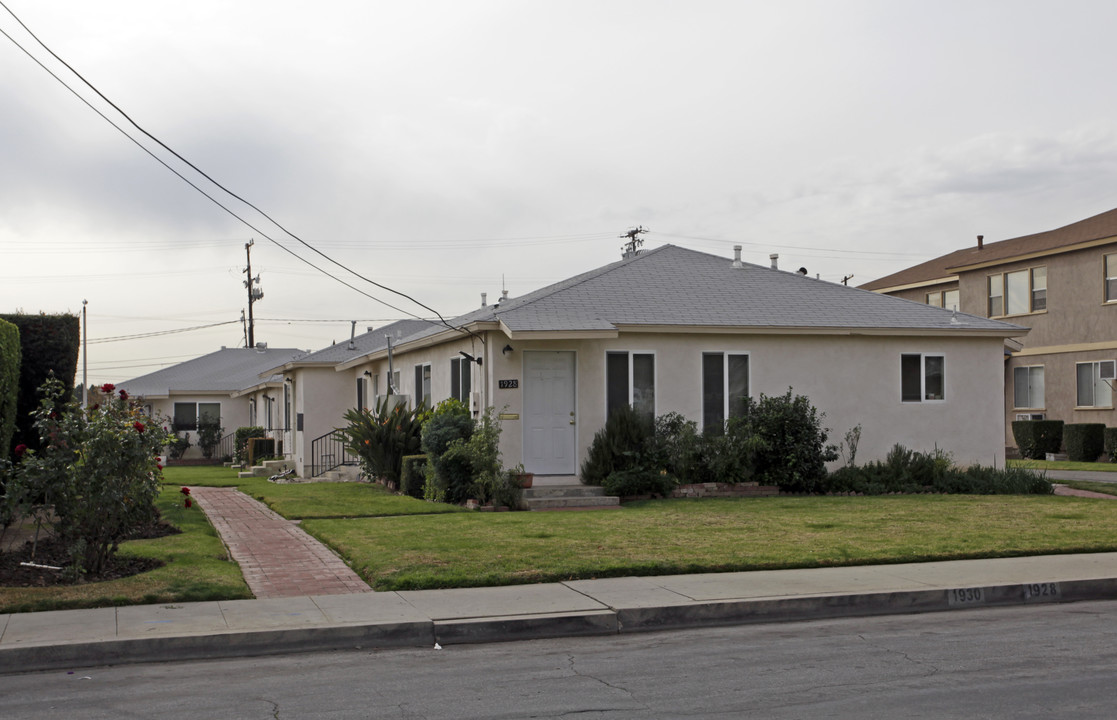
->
left=524, top=484, right=619, bottom=510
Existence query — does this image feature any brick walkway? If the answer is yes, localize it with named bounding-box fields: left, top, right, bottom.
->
left=190, top=487, right=372, bottom=599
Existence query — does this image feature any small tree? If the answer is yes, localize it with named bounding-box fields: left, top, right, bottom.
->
left=4, top=378, right=171, bottom=575
left=743, top=388, right=838, bottom=493
left=340, top=396, right=428, bottom=486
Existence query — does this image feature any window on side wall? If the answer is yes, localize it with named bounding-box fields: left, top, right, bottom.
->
left=701, top=352, right=749, bottom=431
left=173, top=402, right=221, bottom=431
left=988, top=267, right=1046, bottom=316
left=1076, top=361, right=1115, bottom=408
left=414, top=363, right=431, bottom=409
left=1013, top=366, right=1045, bottom=409
left=1106, top=254, right=1117, bottom=303
left=606, top=351, right=655, bottom=419
left=450, top=357, right=472, bottom=403
left=901, top=354, right=945, bottom=402
left=927, top=290, right=960, bottom=311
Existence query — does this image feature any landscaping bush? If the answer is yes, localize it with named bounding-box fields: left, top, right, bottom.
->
left=580, top=404, right=654, bottom=486
left=819, top=444, right=1052, bottom=495
left=743, top=389, right=838, bottom=493
left=1064, top=423, right=1106, bottom=462
left=651, top=413, right=702, bottom=484
left=0, top=313, right=80, bottom=456
left=421, top=399, right=475, bottom=504
left=197, top=418, right=224, bottom=460
left=234, top=426, right=266, bottom=465
left=0, top=318, right=18, bottom=462
left=400, top=454, right=428, bottom=499
left=3, top=377, right=171, bottom=575
left=1106, top=427, right=1117, bottom=464
left=1012, top=419, right=1064, bottom=460
left=341, top=396, right=428, bottom=486
left=443, top=407, right=523, bottom=508
left=603, top=466, right=677, bottom=498
left=692, top=417, right=766, bottom=485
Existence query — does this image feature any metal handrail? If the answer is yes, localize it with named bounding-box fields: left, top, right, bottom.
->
left=309, top=430, right=356, bottom=478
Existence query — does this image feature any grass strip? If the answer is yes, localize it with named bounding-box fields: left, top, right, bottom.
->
left=0, top=486, right=251, bottom=614
left=302, top=495, right=1117, bottom=591
left=1009, top=459, right=1117, bottom=473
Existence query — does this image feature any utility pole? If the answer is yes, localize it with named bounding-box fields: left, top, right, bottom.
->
left=841, top=274, right=855, bottom=286
left=81, top=299, right=88, bottom=409
left=244, top=240, right=263, bottom=347
left=620, top=225, right=648, bottom=257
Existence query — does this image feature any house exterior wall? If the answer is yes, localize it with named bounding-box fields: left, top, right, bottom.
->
left=142, top=393, right=249, bottom=460
left=290, top=366, right=354, bottom=473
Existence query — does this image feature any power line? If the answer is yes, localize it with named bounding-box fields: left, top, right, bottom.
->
left=88, top=320, right=240, bottom=344
left=0, top=2, right=467, bottom=334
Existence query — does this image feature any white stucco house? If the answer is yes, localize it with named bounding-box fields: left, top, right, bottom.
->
left=118, top=345, right=305, bottom=459
left=274, top=244, right=1027, bottom=479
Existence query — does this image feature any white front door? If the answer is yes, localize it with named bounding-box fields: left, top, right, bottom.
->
left=522, top=351, right=576, bottom=475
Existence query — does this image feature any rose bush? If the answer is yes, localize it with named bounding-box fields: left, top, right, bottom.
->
left=2, top=376, right=172, bottom=575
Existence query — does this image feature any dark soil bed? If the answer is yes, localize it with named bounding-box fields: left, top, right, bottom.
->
left=0, top=523, right=179, bottom=587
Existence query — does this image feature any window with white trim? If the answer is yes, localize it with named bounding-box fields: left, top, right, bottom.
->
left=1076, top=361, right=1114, bottom=408
left=172, top=402, right=220, bottom=431
left=1013, top=366, right=1045, bottom=409
left=901, top=354, right=945, bottom=402
left=450, top=357, right=472, bottom=403
left=606, top=351, right=655, bottom=419
left=414, top=363, right=431, bottom=408
left=702, top=352, right=749, bottom=430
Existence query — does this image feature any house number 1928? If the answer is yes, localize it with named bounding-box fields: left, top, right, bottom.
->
left=498, top=379, right=519, bottom=389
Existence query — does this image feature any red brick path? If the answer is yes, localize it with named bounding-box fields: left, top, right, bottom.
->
left=190, top=487, right=371, bottom=599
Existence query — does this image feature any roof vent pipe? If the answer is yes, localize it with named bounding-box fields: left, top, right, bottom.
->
left=481, top=292, right=487, bottom=307
left=769, top=253, right=779, bottom=270
left=732, top=245, right=743, bottom=268
left=977, top=235, right=984, bottom=250
left=347, top=320, right=357, bottom=350
left=502, top=289, right=509, bottom=301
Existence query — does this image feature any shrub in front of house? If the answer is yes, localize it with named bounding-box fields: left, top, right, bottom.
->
left=1011, top=419, right=1064, bottom=460
left=341, top=396, right=428, bottom=486
left=821, top=444, right=1053, bottom=495
left=421, top=399, right=475, bottom=504
left=400, top=454, right=428, bottom=499
left=580, top=404, right=655, bottom=486
left=234, top=426, right=266, bottom=465
left=1064, top=423, right=1106, bottom=462
left=1105, top=427, right=1117, bottom=463
left=741, top=389, right=838, bottom=493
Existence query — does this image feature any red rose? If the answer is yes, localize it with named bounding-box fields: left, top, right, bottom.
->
left=119, top=389, right=129, bottom=401
left=14, top=444, right=27, bottom=457
left=180, top=486, right=191, bottom=495
left=184, top=497, right=192, bottom=508
left=100, top=383, right=115, bottom=393
left=133, top=421, right=145, bottom=434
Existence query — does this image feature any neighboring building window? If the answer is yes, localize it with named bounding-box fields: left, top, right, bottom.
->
left=1106, top=254, right=1117, bottom=302
left=356, top=377, right=366, bottom=410
left=926, top=289, right=959, bottom=311
left=702, top=352, right=749, bottom=430
left=606, top=351, right=655, bottom=419
left=1013, top=366, right=1045, bottom=409
left=172, top=402, right=220, bottom=431
left=414, top=363, right=431, bottom=408
left=1076, top=361, right=1115, bottom=408
left=988, top=267, right=1046, bottom=316
left=450, top=357, right=472, bottom=403
left=901, top=354, right=945, bottom=402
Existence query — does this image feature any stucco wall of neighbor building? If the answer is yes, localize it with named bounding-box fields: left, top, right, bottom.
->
left=1006, top=349, right=1117, bottom=441
left=143, top=393, right=252, bottom=460
left=291, top=366, right=352, bottom=473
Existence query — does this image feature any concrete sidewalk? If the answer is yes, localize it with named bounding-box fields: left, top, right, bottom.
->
left=4, top=552, right=1117, bottom=674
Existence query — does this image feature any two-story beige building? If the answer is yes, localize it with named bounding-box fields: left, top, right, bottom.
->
left=861, top=207, right=1117, bottom=450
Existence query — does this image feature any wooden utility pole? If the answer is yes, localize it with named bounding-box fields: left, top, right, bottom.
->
left=244, top=240, right=263, bottom=347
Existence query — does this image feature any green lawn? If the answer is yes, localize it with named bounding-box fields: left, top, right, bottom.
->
left=162, top=466, right=467, bottom=519
left=0, top=485, right=251, bottom=614
left=301, top=495, right=1117, bottom=591
left=1009, top=459, right=1117, bottom=473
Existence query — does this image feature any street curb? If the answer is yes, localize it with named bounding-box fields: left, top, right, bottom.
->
left=4, top=577, right=1117, bottom=674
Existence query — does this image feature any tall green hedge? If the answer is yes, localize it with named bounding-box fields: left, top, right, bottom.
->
left=1064, top=423, right=1106, bottom=462
left=1105, top=427, right=1117, bottom=463
left=0, top=318, right=20, bottom=458
left=1011, top=419, right=1064, bottom=460
left=0, top=313, right=81, bottom=454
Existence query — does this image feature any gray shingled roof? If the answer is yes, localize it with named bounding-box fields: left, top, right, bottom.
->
left=118, top=346, right=306, bottom=398
left=280, top=319, right=439, bottom=367
left=434, top=245, right=1024, bottom=336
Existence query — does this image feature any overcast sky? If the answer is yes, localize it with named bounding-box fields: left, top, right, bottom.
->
left=3, top=0, right=1117, bottom=385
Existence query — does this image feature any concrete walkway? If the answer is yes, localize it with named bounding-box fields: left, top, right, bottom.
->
left=191, top=487, right=371, bottom=598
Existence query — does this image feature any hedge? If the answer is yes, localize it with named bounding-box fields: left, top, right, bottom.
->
left=0, top=318, right=19, bottom=459
left=0, top=313, right=80, bottom=454
left=1064, top=423, right=1106, bottom=462
left=400, top=454, right=428, bottom=499
left=1011, top=419, right=1064, bottom=460
left=1105, top=428, right=1117, bottom=464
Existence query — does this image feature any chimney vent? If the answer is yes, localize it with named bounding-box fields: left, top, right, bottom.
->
left=502, top=289, right=509, bottom=301
left=977, top=235, right=984, bottom=250
left=481, top=292, right=487, bottom=307
left=769, top=253, right=779, bottom=270
left=732, top=245, right=743, bottom=268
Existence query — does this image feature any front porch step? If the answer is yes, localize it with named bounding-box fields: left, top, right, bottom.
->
left=237, top=459, right=295, bottom=479
left=524, top=484, right=620, bottom=511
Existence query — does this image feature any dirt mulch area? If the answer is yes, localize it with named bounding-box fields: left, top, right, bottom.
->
left=0, top=522, right=179, bottom=588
